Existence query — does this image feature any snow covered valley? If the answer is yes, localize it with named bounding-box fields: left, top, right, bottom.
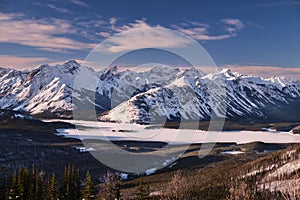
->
left=52, top=120, right=300, bottom=144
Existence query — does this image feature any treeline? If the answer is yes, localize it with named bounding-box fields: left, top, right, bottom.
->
left=1, top=162, right=299, bottom=199
left=0, top=164, right=136, bottom=200
left=1, top=164, right=93, bottom=200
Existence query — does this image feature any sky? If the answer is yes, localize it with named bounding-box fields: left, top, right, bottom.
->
left=0, top=0, right=299, bottom=79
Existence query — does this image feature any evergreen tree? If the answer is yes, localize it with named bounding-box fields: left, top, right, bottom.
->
left=37, top=171, right=46, bottom=199
left=29, top=165, right=37, bottom=200
left=8, top=172, right=18, bottom=200
left=45, top=173, right=57, bottom=200
left=74, top=168, right=81, bottom=200
left=60, top=163, right=75, bottom=200
left=60, top=165, right=68, bottom=199
left=82, top=170, right=94, bottom=200
left=17, top=167, right=31, bottom=199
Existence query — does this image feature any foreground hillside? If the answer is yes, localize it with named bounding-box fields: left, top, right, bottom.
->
left=118, top=143, right=300, bottom=199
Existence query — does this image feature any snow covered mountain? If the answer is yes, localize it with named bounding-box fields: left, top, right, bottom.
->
left=100, top=68, right=300, bottom=124
left=0, top=60, right=299, bottom=123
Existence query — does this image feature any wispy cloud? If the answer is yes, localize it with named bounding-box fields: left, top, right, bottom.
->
left=0, top=55, right=50, bottom=69
left=173, top=23, right=232, bottom=40
left=221, top=19, right=244, bottom=29
left=110, top=18, right=150, bottom=32
left=93, top=19, right=194, bottom=53
left=101, top=28, right=192, bottom=53
left=93, top=18, right=154, bottom=39
left=0, top=13, right=95, bottom=52
left=221, top=18, right=244, bottom=34
left=172, top=19, right=245, bottom=41
left=0, top=55, right=93, bottom=69
left=81, top=17, right=246, bottom=54
left=76, top=17, right=245, bottom=42
left=247, top=22, right=265, bottom=29
left=109, top=17, right=118, bottom=25
left=96, top=31, right=111, bottom=38
left=46, top=4, right=70, bottom=13
left=69, top=0, right=89, bottom=7
left=76, top=18, right=106, bottom=28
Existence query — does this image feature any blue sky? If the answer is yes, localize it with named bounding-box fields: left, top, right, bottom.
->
left=0, top=0, right=299, bottom=78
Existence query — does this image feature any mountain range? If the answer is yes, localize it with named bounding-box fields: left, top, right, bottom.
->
left=0, top=60, right=299, bottom=124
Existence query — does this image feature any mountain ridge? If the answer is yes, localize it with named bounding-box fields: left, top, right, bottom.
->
left=0, top=60, right=299, bottom=123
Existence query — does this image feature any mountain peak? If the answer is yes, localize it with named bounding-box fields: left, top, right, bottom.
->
left=181, top=67, right=205, bottom=78
left=104, top=65, right=118, bottom=73
left=203, top=68, right=238, bottom=81
left=266, top=76, right=293, bottom=88
left=220, top=68, right=234, bottom=76
left=63, top=60, right=80, bottom=66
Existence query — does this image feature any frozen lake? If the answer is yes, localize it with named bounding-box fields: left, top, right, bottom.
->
left=47, top=120, right=300, bottom=144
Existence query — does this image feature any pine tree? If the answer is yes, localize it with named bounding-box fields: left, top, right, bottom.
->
left=60, top=165, right=68, bottom=199
left=46, top=173, right=57, bottom=200
left=74, top=168, right=81, bottom=200
left=82, top=170, right=94, bottom=200
left=8, top=172, right=18, bottom=200
left=37, top=170, right=46, bottom=199
left=69, top=164, right=77, bottom=200
left=66, top=163, right=71, bottom=198
left=2, top=167, right=8, bottom=200
left=60, top=163, right=75, bottom=200
left=16, top=168, right=24, bottom=199
left=17, top=167, right=31, bottom=199
left=29, top=165, right=36, bottom=200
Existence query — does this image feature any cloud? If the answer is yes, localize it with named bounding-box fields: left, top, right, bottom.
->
left=174, top=25, right=232, bottom=40
left=110, top=18, right=151, bottom=32
left=100, top=26, right=193, bottom=53
left=46, top=4, right=70, bottom=13
left=109, top=17, right=119, bottom=25
left=79, top=17, right=245, bottom=43
left=96, top=31, right=111, bottom=38
left=93, top=18, right=156, bottom=39
left=84, top=18, right=246, bottom=54
left=77, top=20, right=106, bottom=28
left=0, top=56, right=94, bottom=70
left=69, top=0, right=89, bottom=7
left=247, top=22, right=265, bottom=29
left=91, top=19, right=198, bottom=53
left=0, top=13, right=95, bottom=52
left=221, top=18, right=244, bottom=30
left=172, top=19, right=244, bottom=41
left=221, top=18, right=244, bottom=35
left=0, top=55, right=50, bottom=69
left=227, top=65, right=300, bottom=81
